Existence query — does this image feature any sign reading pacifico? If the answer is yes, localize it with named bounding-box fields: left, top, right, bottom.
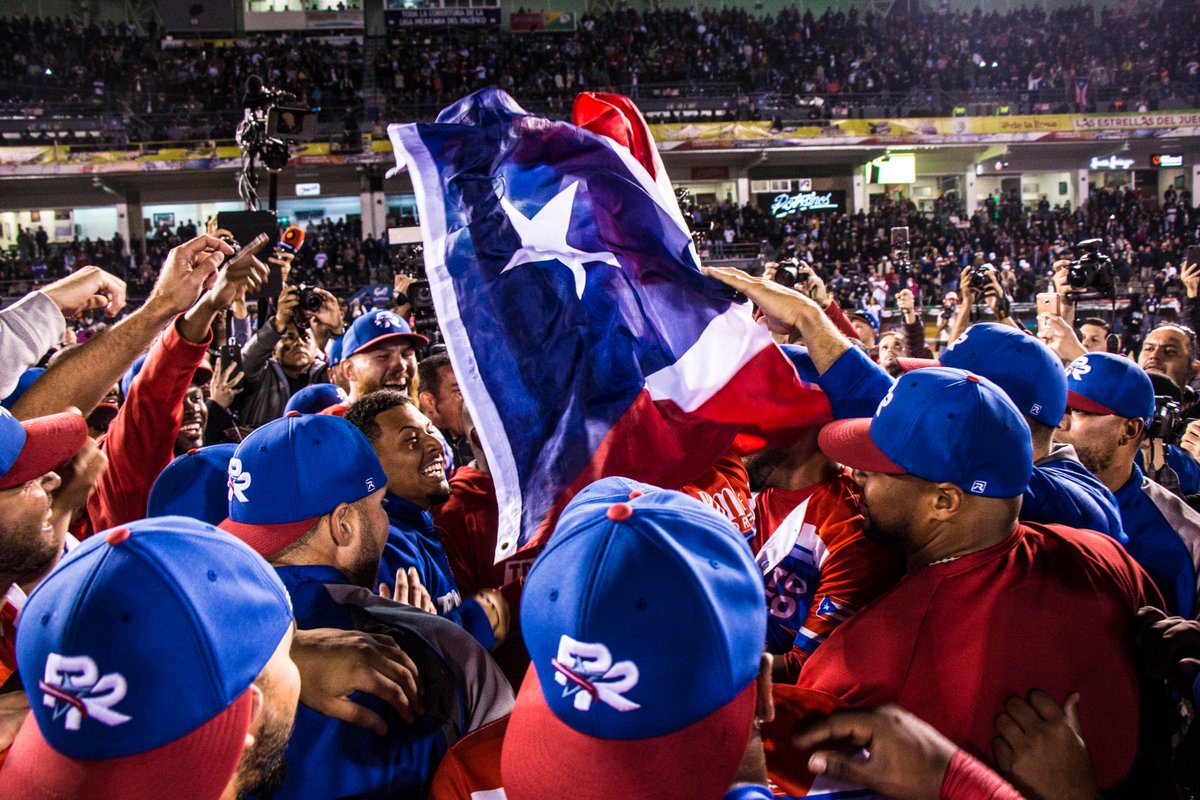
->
left=768, top=190, right=845, bottom=219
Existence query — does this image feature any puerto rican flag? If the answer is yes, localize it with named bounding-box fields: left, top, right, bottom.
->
left=389, top=89, right=829, bottom=559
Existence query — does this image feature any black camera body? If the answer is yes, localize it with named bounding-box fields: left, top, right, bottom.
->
left=967, top=261, right=996, bottom=292
left=1066, top=238, right=1115, bottom=297
left=890, top=226, right=911, bottom=283
left=289, top=284, right=324, bottom=336
left=1148, top=395, right=1187, bottom=445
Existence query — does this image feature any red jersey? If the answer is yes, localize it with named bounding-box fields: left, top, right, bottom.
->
left=435, top=466, right=538, bottom=595
left=795, top=522, right=1164, bottom=789
left=86, top=318, right=210, bottom=533
left=433, top=466, right=538, bottom=689
left=751, top=475, right=904, bottom=684
left=682, top=453, right=756, bottom=537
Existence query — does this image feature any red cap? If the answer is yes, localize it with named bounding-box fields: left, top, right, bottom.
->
left=0, top=689, right=253, bottom=800
left=895, top=356, right=940, bottom=373
left=816, top=418, right=906, bottom=475
left=0, top=411, right=88, bottom=490
left=217, top=516, right=320, bottom=558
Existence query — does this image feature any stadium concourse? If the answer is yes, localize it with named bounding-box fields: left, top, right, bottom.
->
left=1, top=1, right=1200, bottom=799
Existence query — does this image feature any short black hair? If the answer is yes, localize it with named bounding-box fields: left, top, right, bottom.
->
left=417, top=353, right=451, bottom=397
left=1078, top=317, right=1110, bottom=333
left=345, top=389, right=413, bottom=444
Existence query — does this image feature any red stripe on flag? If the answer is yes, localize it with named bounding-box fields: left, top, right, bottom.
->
left=523, top=345, right=831, bottom=551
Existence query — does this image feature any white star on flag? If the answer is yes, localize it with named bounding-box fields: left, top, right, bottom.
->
left=499, top=181, right=621, bottom=298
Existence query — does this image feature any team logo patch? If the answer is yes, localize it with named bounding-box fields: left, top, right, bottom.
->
left=227, top=458, right=252, bottom=503
left=1066, top=358, right=1091, bottom=381
left=374, top=311, right=403, bottom=329
left=1029, top=403, right=1042, bottom=416
left=814, top=595, right=855, bottom=621
left=40, top=654, right=131, bottom=731
left=551, top=635, right=640, bottom=712
left=970, top=480, right=987, bottom=494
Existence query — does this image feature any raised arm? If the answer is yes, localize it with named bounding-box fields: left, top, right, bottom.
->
left=11, top=235, right=234, bottom=422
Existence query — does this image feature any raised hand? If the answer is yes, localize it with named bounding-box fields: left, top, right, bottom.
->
left=42, top=266, right=127, bottom=318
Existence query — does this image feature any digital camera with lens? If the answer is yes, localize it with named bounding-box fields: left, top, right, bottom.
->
left=1066, top=238, right=1115, bottom=297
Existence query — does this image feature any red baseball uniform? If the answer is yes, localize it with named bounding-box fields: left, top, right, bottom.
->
left=795, top=522, right=1164, bottom=790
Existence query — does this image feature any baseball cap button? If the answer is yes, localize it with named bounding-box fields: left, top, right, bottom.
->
left=105, top=527, right=131, bottom=545
left=607, top=502, right=634, bottom=521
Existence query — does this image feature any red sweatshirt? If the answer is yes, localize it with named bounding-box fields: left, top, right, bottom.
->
left=85, top=317, right=209, bottom=533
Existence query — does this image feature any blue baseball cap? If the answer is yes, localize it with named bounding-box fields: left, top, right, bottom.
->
left=218, top=413, right=385, bottom=557
left=2, top=366, right=45, bottom=410
left=147, top=444, right=237, bottom=525
left=284, top=383, right=347, bottom=416
left=341, top=309, right=428, bottom=360
left=0, top=516, right=293, bottom=800
left=119, top=353, right=148, bottom=399
left=819, top=367, right=1033, bottom=498
left=851, top=309, right=879, bottom=335
left=1064, top=352, right=1155, bottom=422
left=502, top=487, right=766, bottom=800
left=0, top=406, right=88, bottom=490
left=898, top=323, right=1068, bottom=426
left=325, top=333, right=345, bottom=367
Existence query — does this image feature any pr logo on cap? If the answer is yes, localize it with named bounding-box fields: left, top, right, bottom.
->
left=374, top=312, right=403, bottom=328
left=227, top=458, right=251, bottom=503
left=1066, top=358, right=1092, bottom=380
left=971, top=480, right=988, bottom=494
left=39, top=653, right=131, bottom=731
left=551, top=635, right=641, bottom=712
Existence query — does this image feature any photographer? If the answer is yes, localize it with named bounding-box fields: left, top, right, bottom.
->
left=237, top=280, right=342, bottom=428
left=1057, top=353, right=1200, bottom=618
left=764, top=260, right=861, bottom=345
left=944, top=263, right=1019, bottom=344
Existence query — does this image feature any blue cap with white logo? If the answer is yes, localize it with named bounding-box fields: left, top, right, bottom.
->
left=147, top=444, right=237, bottom=525
left=284, top=383, right=347, bottom=416
left=218, top=414, right=385, bottom=558
left=898, top=323, right=1068, bottom=426
left=502, top=486, right=766, bottom=800
left=0, top=516, right=292, bottom=800
left=819, top=366, right=1033, bottom=498
left=341, top=309, right=428, bottom=359
left=1064, top=352, right=1155, bottom=422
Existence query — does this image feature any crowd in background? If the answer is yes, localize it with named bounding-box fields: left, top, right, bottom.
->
left=5, top=183, right=1193, bottom=340
left=2, top=0, right=1199, bottom=144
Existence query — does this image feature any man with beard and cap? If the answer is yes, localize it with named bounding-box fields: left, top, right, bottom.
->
left=798, top=367, right=1162, bottom=791
left=0, top=516, right=300, bottom=800
left=704, top=265, right=1166, bottom=791
left=322, top=310, right=428, bottom=416
left=218, top=412, right=513, bottom=799
left=746, top=346, right=903, bottom=684
left=346, top=390, right=509, bottom=651
left=1057, top=352, right=1200, bottom=618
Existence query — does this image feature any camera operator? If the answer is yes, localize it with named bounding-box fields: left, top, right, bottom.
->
left=764, top=259, right=861, bottom=346
left=1136, top=374, right=1200, bottom=498
left=1057, top=352, right=1200, bottom=618
left=237, top=280, right=342, bottom=428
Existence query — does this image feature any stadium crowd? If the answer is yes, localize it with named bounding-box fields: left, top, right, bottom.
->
left=3, top=1, right=1200, bottom=143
